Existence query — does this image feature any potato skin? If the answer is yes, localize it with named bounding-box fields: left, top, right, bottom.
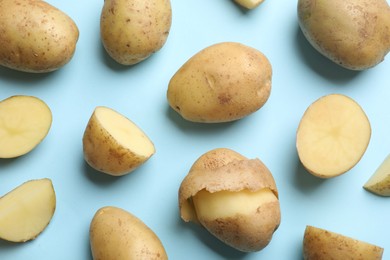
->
left=82, top=108, right=154, bottom=176
left=167, top=42, right=272, bottom=123
left=298, top=0, right=390, bottom=70
left=0, top=0, right=79, bottom=73
left=100, top=0, right=172, bottom=65
left=90, top=206, right=167, bottom=260
left=303, top=226, right=383, bottom=260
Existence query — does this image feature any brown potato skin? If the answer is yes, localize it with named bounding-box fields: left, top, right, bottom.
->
left=90, top=206, right=167, bottom=260
left=298, top=0, right=390, bottom=70
left=167, top=42, right=272, bottom=123
left=178, top=148, right=280, bottom=252
left=303, top=226, right=384, bottom=260
left=0, top=0, right=79, bottom=73
left=100, top=0, right=172, bottom=65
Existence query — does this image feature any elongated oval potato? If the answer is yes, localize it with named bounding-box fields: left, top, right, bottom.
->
left=90, top=206, right=168, bottom=260
left=82, top=106, right=155, bottom=176
left=179, top=148, right=280, bottom=252
left=100, top=0, right=172, bottom=65
left=0, top=0, right=79, bottom=73
left=0, top=95, right=52, bottom=158
left=167, top=42, right=272, bottom=123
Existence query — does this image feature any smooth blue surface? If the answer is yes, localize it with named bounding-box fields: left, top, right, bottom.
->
left=0, top=0, right=389, bottom=259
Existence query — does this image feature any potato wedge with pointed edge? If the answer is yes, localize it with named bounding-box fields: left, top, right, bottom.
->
left=296, top=94, right=371, bottom=178
left=0, top=178, right=56, bottom=242
left=234, top=0, right=264, bottom=9
left=303, top=225, right=384, bottom=260
left=364, top=154, right=390, bottom=196
left=83, top=106, right=155, bottom=176
left=90, top=206, right=168, bottom=260
left=0, top=95, right=52, bottom=158
left=179, top=148, right=280, bottom=252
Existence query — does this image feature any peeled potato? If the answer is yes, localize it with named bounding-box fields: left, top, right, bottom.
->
left=296, top=94, right=371, bottom=178
left=0, top=95, right=52, bottom=158
left=82, top=106, right=155, bottom=176
left=364, top=154, right=390, bottom=196
left=179, top=148, right=280, bottom=252
left=303, top=226, right=384, bottom=260
left=0, top=178, right=56, bottom=242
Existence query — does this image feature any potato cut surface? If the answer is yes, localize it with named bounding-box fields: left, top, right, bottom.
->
left=193, top=188, right=277, bottom=219
left=296, top=94, right=371, bottom=178
left=95, top=107, right=154, bottom=157
left=364, top=154, right=390, bottom=196
left=234, top=0, right=264, bottom=9
left=0, top=96, right=52, bottom=158
left=0, top=178, right=56, bottom=242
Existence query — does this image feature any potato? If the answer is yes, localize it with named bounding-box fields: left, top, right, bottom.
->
left=0, top=178, right=56, bottom=242
left=296, top=94, right=371, bottom=178
left=0, top=0, right=79, bottom=73
left=297, top=0, right=390, bottom=70
left=83, top=106, right=155, bottom=176
left=364, top=153, right=390, bottom=196
left=0, top=95, right=52, bottom=158
left=100, top=0, right=172, bottom=65
left=234, top=0, right=264, bottom=9
left=90, top=206, right=168, bottom=260
left=303, top=226, right=384, bottom=260
left=167, top=42, right=272, bottom=123
left=179, top=148, right=280, bottom=252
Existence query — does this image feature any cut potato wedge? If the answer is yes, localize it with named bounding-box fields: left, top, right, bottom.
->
left=0, top=178, right=56, bottom=242
left=296, top=94, right=371, bottom=178
left=303, top=226, right=384, bottom=260
left=83, top=106, right=155, bottom=176
left=234, top=0, right=264, bottom=9
left=364, top=154, right=390, bottom=196
left=0, top=95, right=52, bottom=158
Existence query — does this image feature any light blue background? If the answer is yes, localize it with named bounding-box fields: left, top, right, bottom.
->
left=0, top=0, right=389, bottom=259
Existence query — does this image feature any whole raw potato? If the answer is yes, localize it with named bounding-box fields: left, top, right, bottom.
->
left=100, top=0, right=172, bottom=65
left=90, top=206, right=167, bottom=260
left=0, top=0, right=79, bottom=73
left=298, top=0, right=390, bottom=70
left=167, top=42, right=272, bottom=123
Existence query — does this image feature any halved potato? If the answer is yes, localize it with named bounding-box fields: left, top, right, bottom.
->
left=83, top=106, right=155, bottom=176
left=296, top=94, right=371, bottom=178
left=364, top=154, right=390, bottom=196
left=234, top=0, right=264, bottom=9
left=0, top=178, right=56, bottom=242
left=0, top=95, right=52, bottom=158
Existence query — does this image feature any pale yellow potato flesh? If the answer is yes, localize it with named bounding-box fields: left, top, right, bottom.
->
left=192, top=188, right=277, bottom=219
left=234, top=0, right=264, bottom=9
left=83, top=106, right=155, bottom=176
left=364, top=154, right=390, bottom=196
left=0, top=178, right=56, bottom=242
left=296, top=94, right=371, bottom=178
left=303, top=226, right=384, bottom=260
left=0, top=96, right=52, bottom=158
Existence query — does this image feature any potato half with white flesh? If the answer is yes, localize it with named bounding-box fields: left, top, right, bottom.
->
left=364, top=154, right=390, bottom=196
left=296, top=94, right=371, bottom=178
left=234, top=0, right=264, bottom=9
left=83, top=106, right=155, bottom=176
left=303, top=226, right=384, bottom=260
left=0, top=178, right=56, bottom=242
left=0, top=95, right=52, bottom=158
left=179, top=148, right=280, bottom=252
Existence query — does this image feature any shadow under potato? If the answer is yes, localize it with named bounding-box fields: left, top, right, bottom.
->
left=294, top=25, right=361, bottom=84
left=293, top=156, right=326, bottom=194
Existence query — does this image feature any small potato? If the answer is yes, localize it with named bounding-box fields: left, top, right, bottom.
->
left=82, top=106, right=155, bottom=176
left=100, top=0, right=172, bottom=65
left=298, top=0, right=390, bottom=70
left=234, top=0, right=265, bottom=9
left=167, top=42, right=272, bottom=123
left=179, top=148, right=280, bottom=252
left=90, top=206, right=167, bottom=260
left=364, top=153, right=390, bottom=196
left=303, top=226, right=384, bottom=260
left=0, top=0, right=79, bottom=73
